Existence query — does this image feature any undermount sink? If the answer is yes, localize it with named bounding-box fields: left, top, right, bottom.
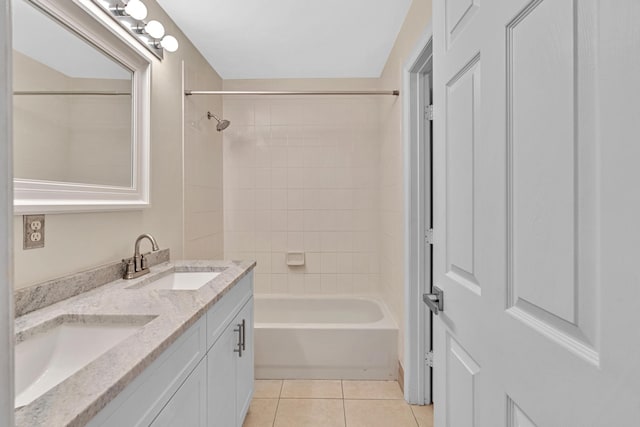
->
left=132, top=271, right=221, bottom=291
left=15, top=315, right=154, bottom=408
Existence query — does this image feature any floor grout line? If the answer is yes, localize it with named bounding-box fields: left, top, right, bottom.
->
left=409, top=404, right=420, bottom=427
left=341, top=380, right=347, bottom=427
left=270, top=381, right=285, bottom=427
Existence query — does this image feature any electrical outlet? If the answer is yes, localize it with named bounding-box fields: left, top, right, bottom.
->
left=23, top=215, right=45, bottom=249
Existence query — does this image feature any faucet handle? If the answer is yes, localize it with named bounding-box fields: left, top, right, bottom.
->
left=141, top=254, right=149, bottom=270
left=122, top=258, right=135, bottom=278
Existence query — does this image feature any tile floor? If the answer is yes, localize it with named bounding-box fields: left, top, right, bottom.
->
left=243, top=380, right=434, bottom=427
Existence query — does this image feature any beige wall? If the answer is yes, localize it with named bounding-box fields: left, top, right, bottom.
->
left=13, top=0, right=223, bottom=289
left=377, top=0, right=433, bottom=364
left=223, top=79, right=382, bottom=295
left=183, top=64, right=224, bottom=259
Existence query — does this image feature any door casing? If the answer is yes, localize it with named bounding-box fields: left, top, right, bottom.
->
left=402, top=24, right=433, bottom=405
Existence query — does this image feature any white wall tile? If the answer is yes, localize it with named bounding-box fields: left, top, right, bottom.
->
left=269, top=189, right=286, bottom=210
left=320, top=274, right=338, bottom=294
left=287, top=210, right=304, bottom=231
left=305, top=252, right=322, bottom=274
left=271, top=252, right=287, bottom=273
left=270, top=211, right=288, bottom=231
left=304, top=274, right=322, bottom=294
left=336, top=253, right=353, bottom=274
left=287, top=232, right=304, bottom=251
left=321, top=252, right=338, bottom=273
left=271, top=232, right=287, bottom=251
left=271, top=168, right=288, bottom=188
left=287, top=273, right=305, bottom=294
left=223, top=97, right=381, bottom=296
left=255, top=232, right=272, bottom=252
left=304, top=232, right=322, bottom=252
left=271, top=274, right=288, bottom=293
left=255, top=168, right=272, bottom=188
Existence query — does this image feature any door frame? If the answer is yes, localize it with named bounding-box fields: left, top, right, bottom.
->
left=0, top=0, right=15, bottom=425
left=403, top=25, right=433, bottom=405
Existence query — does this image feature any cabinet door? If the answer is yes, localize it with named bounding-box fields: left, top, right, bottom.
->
left=150, top=359, right=207, bottom=427
left=235, top=298, right=254, bottom=425
left=207, top=322, right=239, bottom=427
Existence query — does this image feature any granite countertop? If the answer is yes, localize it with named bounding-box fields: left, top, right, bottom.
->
left=14, top=259, right=256, bottom=427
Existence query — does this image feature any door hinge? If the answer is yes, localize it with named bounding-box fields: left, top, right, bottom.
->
left=424, top=104, right=434, bottom=121
left=425, top=228, right=434, bottom=244
left=426, top=350, right=434, bottom=368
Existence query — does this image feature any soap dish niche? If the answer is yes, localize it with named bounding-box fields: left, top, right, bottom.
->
left=286, top=252, right=305, bottom=266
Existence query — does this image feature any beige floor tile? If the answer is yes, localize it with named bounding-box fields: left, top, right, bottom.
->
left=344, top=400, right=418, bottom=427
left=411, top=404, right=434, bottom=427
left=342, top=380, right=404, bottom=400
left=281, top=380, right=343, bottom=399
left=254, top=380, right=283, bottom=398
left=243, top=399, right=278, bottom=427
left=274, top=399, right=345, bottom=427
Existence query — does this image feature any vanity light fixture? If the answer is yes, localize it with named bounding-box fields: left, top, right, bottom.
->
left=114, top=0, right=147, bottom=21
left=94, top=0, right=179, bottom=59
left=158, top=35, right=179, bottom=53
left=142, top=20, right=165, bottom=39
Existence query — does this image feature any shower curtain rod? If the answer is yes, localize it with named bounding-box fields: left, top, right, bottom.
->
left=14, top=91, right=131, bottom=96
left=185, top=90, right=400, bottom=96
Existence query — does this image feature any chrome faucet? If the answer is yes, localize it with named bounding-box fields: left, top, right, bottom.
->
left=123, top=233, right=160, bottom=279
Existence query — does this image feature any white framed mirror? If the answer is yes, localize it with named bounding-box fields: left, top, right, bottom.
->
left=12, top=0, right=152, bottom=214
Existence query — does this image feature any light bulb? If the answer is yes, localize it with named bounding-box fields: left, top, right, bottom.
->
left=124, top=0, right=147, bottom=21
left=160, top=35, right=179, bottom=52
left=145, top=20, right=165, bottom=39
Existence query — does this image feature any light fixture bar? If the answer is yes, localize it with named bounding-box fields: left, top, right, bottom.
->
left=185, top=90, right=401, bottom=96
left=91, top=0, right=179, bottom=59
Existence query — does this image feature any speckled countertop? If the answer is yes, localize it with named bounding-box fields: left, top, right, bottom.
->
left=14, top=259, right=256, bottom=427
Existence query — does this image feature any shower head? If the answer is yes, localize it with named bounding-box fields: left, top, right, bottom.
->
left=207, top=112, right=231, bottom=131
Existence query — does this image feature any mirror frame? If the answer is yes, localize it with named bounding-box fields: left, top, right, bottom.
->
left=14, top=0, right=153, bottom=214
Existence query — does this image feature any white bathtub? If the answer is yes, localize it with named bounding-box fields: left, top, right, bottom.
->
left=254, top=295, right=398, bottom=380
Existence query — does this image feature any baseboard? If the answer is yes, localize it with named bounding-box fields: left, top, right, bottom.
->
left=397, top=361, right=405, bottom=393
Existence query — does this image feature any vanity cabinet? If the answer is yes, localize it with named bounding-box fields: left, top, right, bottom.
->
left=150, top=360, right=207, bottom=427
left=208, top=298, right=254, bottom=427
left=87, top=272, right=254, bottom=427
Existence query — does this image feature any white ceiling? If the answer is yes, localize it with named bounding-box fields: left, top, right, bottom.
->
left=156, top=0, right=413, bottom=80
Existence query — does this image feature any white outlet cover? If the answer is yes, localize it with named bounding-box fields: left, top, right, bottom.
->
left=23, top=215, right=45, bottom=249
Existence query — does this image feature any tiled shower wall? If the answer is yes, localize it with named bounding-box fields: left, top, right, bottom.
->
left=223, top=96, right=381, bottom=295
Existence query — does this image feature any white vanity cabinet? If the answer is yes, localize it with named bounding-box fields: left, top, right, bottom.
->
left=150, top=360, right=207, bottom=427
left=234, top=299, right=254, bottom=423
left=87, top=272, right=254, bottom=427
left=208, top=298, right=254, bottom=427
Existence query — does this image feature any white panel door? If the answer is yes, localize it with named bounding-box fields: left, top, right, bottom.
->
left=432, top=0, right=640, bottom=425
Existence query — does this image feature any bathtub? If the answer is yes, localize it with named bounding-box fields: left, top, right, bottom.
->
left=254, top=295, right=398, bottom=380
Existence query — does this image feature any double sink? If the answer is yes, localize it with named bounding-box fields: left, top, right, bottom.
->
left=15, top=270, right=221, bottom=409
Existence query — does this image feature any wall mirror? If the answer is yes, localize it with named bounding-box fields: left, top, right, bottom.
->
left=13, top=0, right=152, bottom=213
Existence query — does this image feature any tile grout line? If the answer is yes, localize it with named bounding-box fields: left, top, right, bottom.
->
left=409, top=404, right=420, bottom=427
left=341, top=380, right=348, bottom=427
left=270, top=381, right=285, bottom=427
